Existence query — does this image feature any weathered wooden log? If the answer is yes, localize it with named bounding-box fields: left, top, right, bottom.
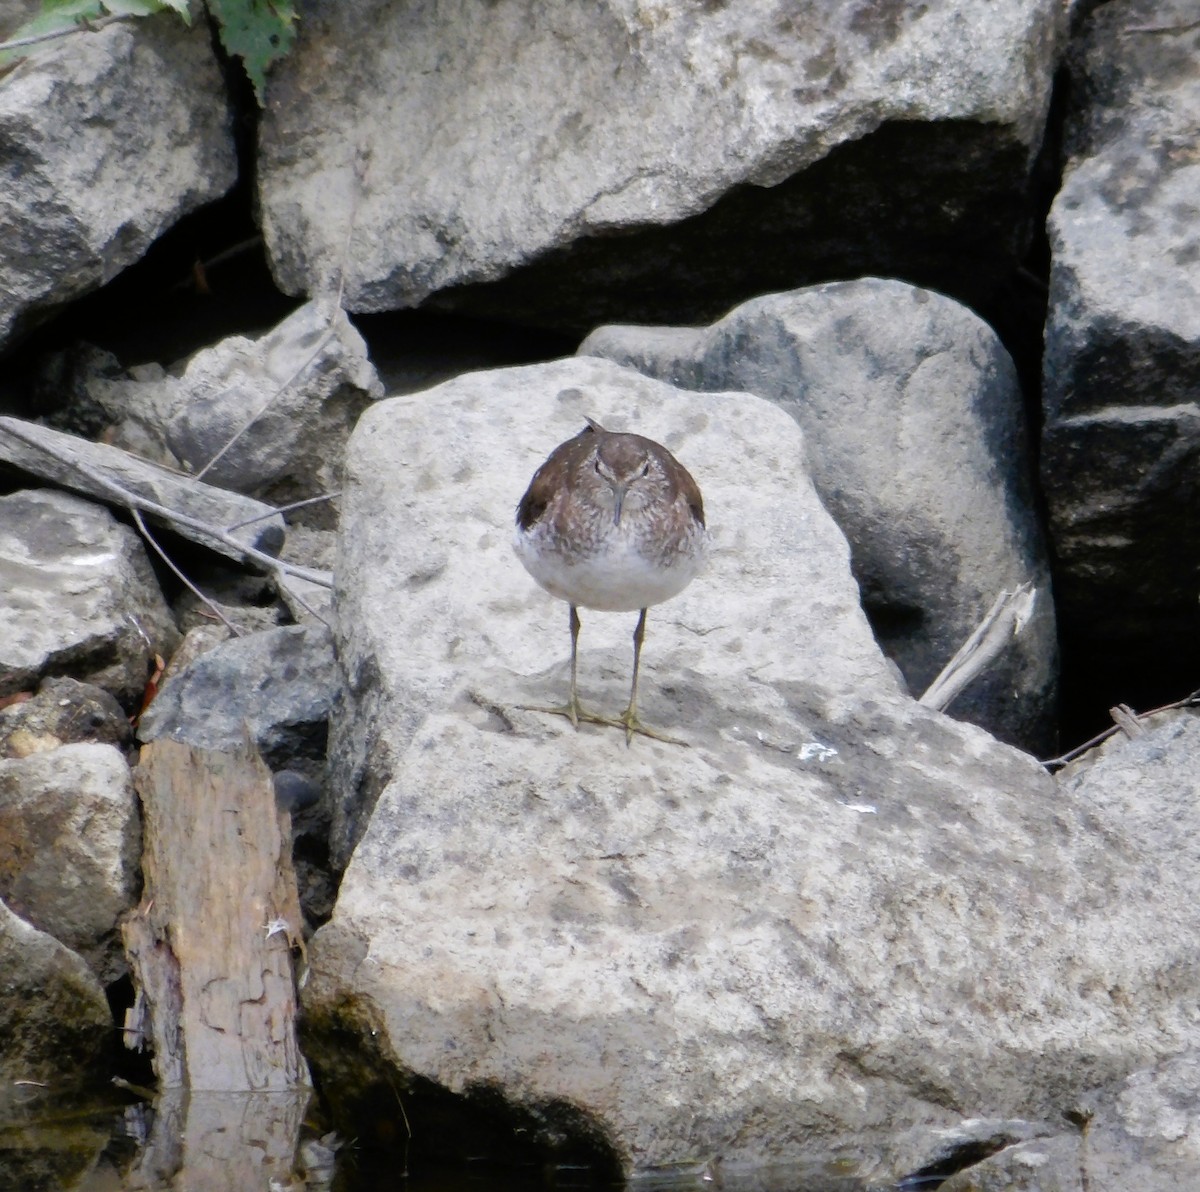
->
left=121, top=738, right=309, bottom=1091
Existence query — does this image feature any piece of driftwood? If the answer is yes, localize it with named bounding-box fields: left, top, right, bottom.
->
left=121, top=739, right=309, bottom=1091
left=919, top=584, right=1038, bottom=713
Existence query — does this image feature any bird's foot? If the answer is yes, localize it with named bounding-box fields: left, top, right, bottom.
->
left=519, top=700, right=687, bottom=747
left=519, top=698, right=616, bottom=731
left=616, top=704, right=689, bottom=748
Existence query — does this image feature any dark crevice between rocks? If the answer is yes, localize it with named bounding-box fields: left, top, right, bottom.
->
left=103, top=973, right=156, bottom=1092
left=303, top=1012, right=624, bottom=1187
left=427, top=119, right=1042, bottom=352
left=894, top=1130, right=1022, bottom=1191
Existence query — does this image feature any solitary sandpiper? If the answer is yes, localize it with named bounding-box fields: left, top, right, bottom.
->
left=514, top=416, right=709, bottom=744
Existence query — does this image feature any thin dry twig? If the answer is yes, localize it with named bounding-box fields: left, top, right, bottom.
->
left=1041, top=689, right=1200, bottom=771
left=193, top=328, right=337, bottom=483
left=1121, top=19, right=1200, bottom=35
left=224, top=490, right=342, bottom=534
left=132, top=508, right=244, bottom=637
left=0, top=11, right=130, bottom=53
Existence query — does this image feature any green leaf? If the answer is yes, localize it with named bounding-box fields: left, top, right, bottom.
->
left=0, top=0, right=186, bottom=62
left=207, top=0, right=297, bottom=106
left=5, top=0, right=106, bottom=40
left=104, top=0, right=190, bottom=22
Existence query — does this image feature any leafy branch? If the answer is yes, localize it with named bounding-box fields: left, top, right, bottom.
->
left=0, top=0, right=296, bottom=105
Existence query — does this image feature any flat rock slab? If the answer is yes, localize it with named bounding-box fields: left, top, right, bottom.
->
left=258, top=0, right=1063, bottom=326
left=326, top=356, right=897, bottom=863
left=308, top=359, right=1200, bottom=1177
left=0, top=416, right=286, bottom=560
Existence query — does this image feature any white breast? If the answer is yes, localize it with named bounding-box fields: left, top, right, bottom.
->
left=514, top=524, right=707, bottom=612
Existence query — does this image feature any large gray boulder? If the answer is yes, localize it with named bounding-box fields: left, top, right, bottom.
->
left=0, top=13, right=235, bottom=349
left=306, top=358, right=1200, bottom=1180
left=0, top=743, right=139, bottom=984
left=325, top=356, right=897, bottom=865
left=257, top=0, right=1065, bottom=328
left=1041, top=0, right=1200, bottom=669
left=581, top=279, right=1057, bottom=753
left=0, top=489, right=180, bottom=708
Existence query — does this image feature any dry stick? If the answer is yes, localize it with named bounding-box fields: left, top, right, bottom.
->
left=168, top=237, right=264, bottom=293
left=131, top=508, right=244, bottom=637
left=0, top=421, right=332, bottom=588
left=1122, top=19, right=1200, bottom=35
left=224, top=490, right=342, bottom=534
left=919, top=584, right=1037, bottom=712
left=1041, top=689, right=1200, bottom=771
left=0, top=11, right=130, bottom=53
left=192, top=328, right=337, bottom=483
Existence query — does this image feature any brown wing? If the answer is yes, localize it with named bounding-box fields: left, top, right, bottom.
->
left=639, top=436, right=705, bottom=530
left=515, top=423, right=597, bottom=530
left=680, top=466, right=705, bottom=529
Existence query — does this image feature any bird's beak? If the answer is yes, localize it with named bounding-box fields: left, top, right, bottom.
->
left=611, top=484, right=626, bottom=527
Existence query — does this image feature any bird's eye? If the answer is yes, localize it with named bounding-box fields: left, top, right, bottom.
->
left=639, top=462, right=650, bottom=479
left=594, top=459, right=603, bottom=474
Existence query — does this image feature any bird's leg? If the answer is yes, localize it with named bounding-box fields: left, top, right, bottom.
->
left=566, top=603, right=583, bottom=726
left=522, top=604, right=620, bottom=731
left=617, top=608, right=687, bottom=747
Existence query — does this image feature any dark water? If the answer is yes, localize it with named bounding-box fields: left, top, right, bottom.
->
left=0, top=1092, right=883, bottom=1192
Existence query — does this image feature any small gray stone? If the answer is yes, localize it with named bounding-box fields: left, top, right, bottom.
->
left=138, top=624, right=338, bottom=771
left=0, top=676, right=133, bottom=759
left=0, top=489, right=179, bottom=708
left=0, top=743, right=139, bottom=984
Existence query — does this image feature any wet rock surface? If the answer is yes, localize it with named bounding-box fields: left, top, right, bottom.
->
left=0, top=898, right=112, bottom=1115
